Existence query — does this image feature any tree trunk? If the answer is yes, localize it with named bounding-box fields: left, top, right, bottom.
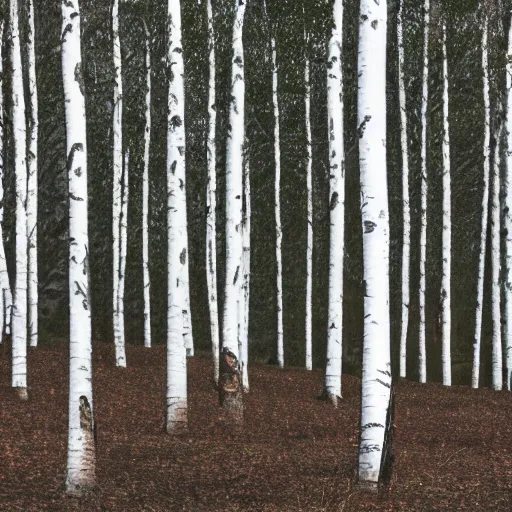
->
left=472, top=19, right=490, bottom=389
left=10, top=0, right=28, bottom=399
left=220, top=0, right=246, bottom=422
left=357, top=0, right=392, bottom=487
left=61, top=0, right=96, bottom=494
left=166, top=0, right=188, bottom=432
left=324, top=0, right=345, bottom=405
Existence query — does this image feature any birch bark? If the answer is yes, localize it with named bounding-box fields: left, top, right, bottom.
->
left=166, top=0, right=188, bottom=431
left=325, top=0, right=345, bottom=405
left=472, top=19, right=490, bottom=389
left=241, top=152, right=251, bottom=392
left=27, top=0, right=38, bottom=347
left=206, top=0, right=220, bottom=381
left=220, top=0, right=246, bottom=422
left=61, top=0, right=96, bottom=494
left=397, top=0, right=410, bottom=379
left=10, top=0, right=28, bottom=399
left=357, top=0, right=392, bottom=486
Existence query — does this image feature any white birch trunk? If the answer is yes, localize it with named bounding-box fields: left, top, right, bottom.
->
left=61, top=0, right=96, bottom=494
left=505, top=11, right=512, bottom=391
left=117, top=148, right=129, bottom=356
left=305, top=52, right=313, bottom=371
left=357, top=0, right=392, bottom=486
left=112, top=0, right=126, bottom=367
left=142, top=19, right=152, bottom=349
left=441, top=21, right=451, bottom=386
left=220, top=0, right=246, bottom=421
left=206, top=0, right=220, bottom=381
left=472, top=20, right=490, bottom=389
left=10, top=0, right=28, bottom=398
left=418, top=0, right=430, bottom=384
left=166, top=0, right=188, bottom=431
left=325, top=0, right=345, bottom=405
left=26, top=0, right=38, bottom=348
left=491, top=120, right=503, bottom=391
left=397, top=0, right=410, bottom=379
left=271, top=29, right=284, bottom=369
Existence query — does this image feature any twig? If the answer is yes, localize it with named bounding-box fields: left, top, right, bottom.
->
left=439, top=447, right=467, bottom=468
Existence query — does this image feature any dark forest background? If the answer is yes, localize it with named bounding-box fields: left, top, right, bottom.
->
left=1, top=0, right=508, bottom=386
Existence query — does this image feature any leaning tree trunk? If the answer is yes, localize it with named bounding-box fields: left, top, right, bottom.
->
left=357, top=0, right=392, bottom=488
left=220, top=0, right=246, bottom=424
left=418, top=0, right=430, bottom=384
left=472, top=19, right=491, bottom=389
left=112, top=0, right=126, bottom=367
left=305, top=30, right=313, bottom=372
left=206, top=0, right=220, bottom=382
left=26, top=0, right=38, bottom=348
left=324, top=0, right=345, bottom=405
left=61, top=0, right=96, bottom=495
left=10, top=0, right=28, bottom=400
left=142, top=19, right=152, bottom=349
left=397, top=0, right=411, bottom=379
left=505, top=10, right=512, bottom=391
left=166, top=0, right=188, bottom=432
left=440, top=19, right=451, bottom=387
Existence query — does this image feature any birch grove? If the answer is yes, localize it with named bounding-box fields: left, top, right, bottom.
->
left=357, top=0, right=392, bottom=486
left=440, top=19, right=451, bottom=387
left=166, top=0, right=188, bottom=431
left=418, top=0, right=430, bottom=384
left=220, top=0, right=246, bottom=422
left=26, top=0, right=39, bottom=348
left=112, top=0, right=126, bottom=367
left=472, top=19, right=490, bottom=389
left=61, top=0, right=96, bottom=494
left=398, top=0, right=410, bottom=379
left=10, top=0, right=28, bottom=399
left=324, top=0, right=345, bottom=405
left=206, top=0, right=220, bottom=382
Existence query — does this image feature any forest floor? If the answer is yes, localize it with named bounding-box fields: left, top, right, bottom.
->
left=1, top=340, right=512, bottom=511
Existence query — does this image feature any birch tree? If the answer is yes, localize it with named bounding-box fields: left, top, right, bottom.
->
left=397, top=0, right=410, bottom=379
left=472, top=18, right=490, bottom=389
left=10, top=0, right=28, bottom=399
left=166, top=0, right=188, bottom=432
left=504, top=10, right=512, bottom=391
left=418, top=0, right=430, bottom=384
left=26, top=0, right=38, bottom=348
left=205, top=0, right=220, bottom=381
left=324, top=0, right=345, bottom=405
left=112, top=0, right=126, bottom=367
left=440, top=19, right=451, bottom=386
left=61, top=0, right=96, bottom=494
left=357, top=0, right=392, bottom=487
left=142, top=18, right=152, bottom=349
left=220, top=0, right=246, bottom=422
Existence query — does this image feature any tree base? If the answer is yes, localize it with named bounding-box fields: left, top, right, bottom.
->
left=356, top=479, right=379, bottom=492
left=14, top=387, right=28, bottom=401
left=317, top=389, right=341, bottom=407
left=218, top=347, right=243, bottom=425
left=65, top=481, right=98, bottom=498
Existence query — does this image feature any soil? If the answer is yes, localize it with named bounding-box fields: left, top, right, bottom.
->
left=1, top=339, right=512, bottom=511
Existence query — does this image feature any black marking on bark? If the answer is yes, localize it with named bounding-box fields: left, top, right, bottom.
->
left=236, top=195, right=241, bottom=200
left=329, top=192, right=339, bottom=210
left=180, top=248, right=186, bottom=265
left=173, top=47, right=182, bottom=53
left=376, top=378, right=391, bottom=388
left=233, top=265, right=239, bottom=285
left=70, top=12, right=78, bottom=20
left=362, top=422, right=384, bottom=429
left=69, top=193, right=84, bottom=201
left=377, top=369, right=391, bottom=377
left=329, top=323, right=336, bottom=329
left=235, top=73, right=243, bottom=82
left=360, top=14, right=368, bottom=22
left=74, top=62, right=85, bottom=96
left=171, top=161, right=177, bottom=174
left=371, top=20, right=378, bottom=30
left=234, top=55, right=243, bottom=66
left=357, top=115, right=371, bottom=138
left=79, top=395, right=92, bottom=431
left=61, top=23, right=72, bottom=42
left=178, top=146, right=185, bottom=156
left=359, top=444, right=381, bottom=454
left=364, top=220, right=377, bottom=233
left=179, top=179, right=184, bottom=190
left=170, top=115, right=182, bottom=129
left=66, top=143, right=83, bottom=172
left=329, top=118, right=334, bottom=140
left=363, top=280, right=368, bottom=296
left=74, top=167, right=82, bottom=177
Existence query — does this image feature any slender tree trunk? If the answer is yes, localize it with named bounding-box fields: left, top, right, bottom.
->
left=441, top=20, right=451, bottom=386
left=26, top=0, right=38, bottom=348
left=112, top=0, right=126, bottom=367
left=397, top=0, right=410, bottom=379
left=220, top=0, right=246, bottom=423
left=206, top=0, right=220, bottom=382
left=418, top=0, right=430, bottom=384
left=472, top=19, right=490, bottom=389
left=166, top=0, right=188, bottom=432
left=504, top=10, right=512, bottom=391
left=357, top=0, right=392, bottom=487
left=305, top=29, right=313, bottom=372
left=142, top=19, right=152, bottom=349
left=61, top=0, right=96, bottom=494
left=324, top=0, right=345, bottom=405
left=10, top=0, right=28, bottom=400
